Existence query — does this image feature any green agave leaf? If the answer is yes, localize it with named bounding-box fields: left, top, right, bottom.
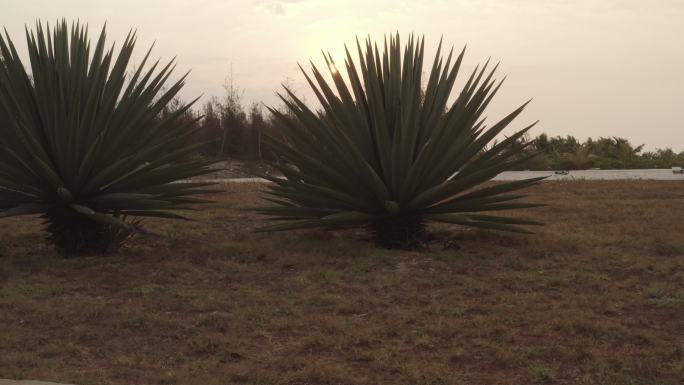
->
left=251, top=206, right=338, bottom=217
left=463, top=214, right=543, bottom=226
left=425, top=176, right=546, bottom=214
left=117, top=210, right=191, bottom=220
left=425, top=194, right=528, bottom=214
left=70, top=203, right=139, bottom=231
left=0, top=203, right=49, bottom=218
left=257, top=211, right=376, bottom=232
left=448, top=177, right=547, bottom=202
left=424, top=213, right=534, bottom=233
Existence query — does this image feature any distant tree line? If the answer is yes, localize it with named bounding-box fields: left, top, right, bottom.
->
left=147, top=75, right=684, bottom=169
left=508, top=134, right=684, bottom=170
left=162, top=75, right=284, bottom=161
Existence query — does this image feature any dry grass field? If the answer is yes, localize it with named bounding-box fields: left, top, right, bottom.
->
left=0, top=181, right=682, bottom=385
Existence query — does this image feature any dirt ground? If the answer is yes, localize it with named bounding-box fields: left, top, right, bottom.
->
left=203, top=159, right=275, bottom=179
left=0, top=181, right=682, bottom=385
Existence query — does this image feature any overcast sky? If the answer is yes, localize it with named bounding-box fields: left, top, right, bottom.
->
left=3, top=0, right=683, bottom=150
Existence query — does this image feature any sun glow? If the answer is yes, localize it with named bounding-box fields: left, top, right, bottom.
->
left=302, top=29, right=352, bottom=68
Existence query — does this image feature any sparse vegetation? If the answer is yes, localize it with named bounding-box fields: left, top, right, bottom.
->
left=0, top=180, right=682, bottom=384
left=0, top=21, right=216, bottom=254
left=529, top=365, right=553, bottom=384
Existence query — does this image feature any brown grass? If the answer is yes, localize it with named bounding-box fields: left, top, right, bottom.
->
left=0, top=181, right=683, bottom=385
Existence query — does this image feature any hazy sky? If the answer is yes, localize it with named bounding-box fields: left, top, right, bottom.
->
left=3, top=0, right=683, bottom=150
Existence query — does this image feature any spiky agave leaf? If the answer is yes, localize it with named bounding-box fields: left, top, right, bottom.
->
left=0, top=20, right=216, bottom=254
left=255, top=34, right=545, bottom=247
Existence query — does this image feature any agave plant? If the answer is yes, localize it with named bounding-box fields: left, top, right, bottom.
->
left=0, top=21, right=215, bottom=254
left=256, top=34, right=546, bottom=247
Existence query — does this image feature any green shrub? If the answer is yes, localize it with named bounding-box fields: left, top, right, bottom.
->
left=0, top=21, right=216, bottom=254
left=255, top=34, right=545, bottom=248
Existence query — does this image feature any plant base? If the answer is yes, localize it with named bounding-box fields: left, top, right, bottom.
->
left=42, top=208, right=133, bottom=256
left=371, top=217, right=426, bottom=250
